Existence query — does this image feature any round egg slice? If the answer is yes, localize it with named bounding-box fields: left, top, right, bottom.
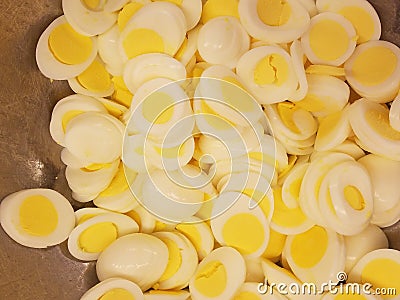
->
left=283, top=225, right=346, bottom=287
left=238, top=0, right=310, bottom=43
left=201, top=0, right=240, bottom=24
left=98, top=25, right=125, bottom=76
left=118, top=2, right=186, bottom=61
left=62, top=0, right=117, bottom=36
left=0, top=188, right=75, bottom=249
left=74, top=207, right=111, bottom=225
left=197, top=16, right=249, bottom=68
left=68, top=57, right=114, bottom=98
left=301, top=12, right=357, bottom=66
left=344, top=40, right=400, bottom=103
left=349, top=249, right=400, bottom=300
left=189, top=246, right=246, bottom=300
left=123, top=53, right=187, bottom=94
left=144, top=290, right=190, bottom=300
left=348, top=98, right=400, bottom=161
left=36, top=16, right=98, bottom=80
left=157, top=0, right=202, bottom=30
left=152, top=231, right=198, bottom=290
left=81, top=278, right=144, bottom=300
left=211, top=192, right=270, bottom=258
left=67, top=212, right=139, bottom=261
left=389, top=92, right=400, bottom=131
left=237, top=46, right=298, bottom=104
left=97, top=233, right=169, bottom=291
left=321, top=283, right=383, bottom=300
left=125, top=205, right=156, bottom=234
left=49, top=94, right=107, bottom=147
left=316, top=0, right=381, bottom=44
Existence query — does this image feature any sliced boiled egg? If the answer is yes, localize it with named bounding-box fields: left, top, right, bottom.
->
left=211, top=192, right=270, bottom=258
left=117, top=1, right=150, bottom=31
left=112, top=76, right=134, bottom=108
left=237, top=46, right=298, bottom=104
left=189, top=246, right=246, bottom=300
left=301, top=12, right=357, bottom=66
left=348, top=98, right=400, bottom=161
left=311, top=139, right=365, bottom=161
left=98, top=25, right=125, bottom=76
left=80, top=278, right=144, bottom=300
left=262, top=228, right=287, bottom=261
left=389, top=92, right=400, bottom=131
left=96, top=97, right=128, bottom=119
left=344, top=40, right=400, bottom=103
left=74, top=207, right=110, bottom=225
left=118, top=2, right=186, bottom=61
left=197, top=16, right=249, bottom=68
left=144, top=289, right=190, bottom=300
left=175, top=25, right=201, bottom=66
left=316, top=0, right=381, bottom=44
left=155, top=0, right=202, bottom=30
left=125, top=205, right=156, bottom=234
left=67, top=212, right=139, bottom=261
left=289, top=40, right=308, bottom=102
left=96, top=233, right=169, bottom=291
left=283, top=225, right=346, bottom=287
left=36, top=16, right=98, bottom=80
left=349, top=249, right=400, bottom=300
left=0, top=189, right=75, bottom=248
left=238, top=0, right=310, bottom=43
left=201, top=0, right=239, bottom=24
left=305, top=64, right=346, bottom=77
left=281, top=163, right=309, bottom=209
left=152, top=231, right=198, bottom=290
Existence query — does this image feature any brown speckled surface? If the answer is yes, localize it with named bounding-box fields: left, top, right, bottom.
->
left=0, top=1, right=399, bottom=299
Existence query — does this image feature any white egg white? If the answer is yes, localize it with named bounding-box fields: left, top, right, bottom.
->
left=98, top=25, right=125, bottom=76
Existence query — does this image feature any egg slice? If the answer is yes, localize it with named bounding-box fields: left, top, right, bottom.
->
left=152, top=231, right=198, bottom=290
left=348, top=98, right=400, bottom=161
left=118, top=2, right=186, bottom=61
left=122, top=133, right=158, bottom=173
left=344, top=41, right=400, bottom=103
left=211, top=192, right=270, bottom=258
left=305, top=64, right=346, bottom=77
left=358, top=154, right=400, bottom=227
left=389, top=92, right=400, bottom=131
left=81, top=278, right=144, bottom=300
left=125, top=205, right=156, bottom=234
left=74, top=207, right=111, bottom=225
left=349, top=249, right=400, bottom=300
left=36, top=16, right=98, bottom=80
left=238, top=0, right=310, bottom=43
left=175, top=25, right=201, bottom=66
left=189, top=246, right=246, bottom=300
left=157, top=0, right=202, bottom=30
left=237, top=46, right=298, bottom=104
left=49, top=94, right=107, bottom=147
left=312, top=139, right=366, bottom=161
left=301, top=12, right=357, bottom=66
left=98, top=25, right=125, bottom=76
left=201, top=0, right=240, bottom=24
left=68, top=212, right=139, bottom=261
left=0, top=188, right=75, bottom=249
left=123, top=53, right=187, bottom=94
left=289, top=40, right=308, bottom=102
left=281, top=163, right=309, bottom=209
left=321, top=283, right=383, bottom=300
left=316, top=0, right=381, bottom=44
left=298, top=0, right=318, bottom=17
left=144, top=290, right=190, bottom=300
left=62, top=0, right=117, bottom=36
left=283, top=225, right=346, bottom=287
left=197, top=16, right=249, bottom=68
left=117, top=1, right=150, bottom=31
left=96, top=97, right=128, bottom=119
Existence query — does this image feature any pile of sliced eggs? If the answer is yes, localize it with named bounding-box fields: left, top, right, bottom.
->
left=1, top=0, right=400, bottom=299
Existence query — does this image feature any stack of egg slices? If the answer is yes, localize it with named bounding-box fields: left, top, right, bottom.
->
left=1, top=0, right=400, bottom=299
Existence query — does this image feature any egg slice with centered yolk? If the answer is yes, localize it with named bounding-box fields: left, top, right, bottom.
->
left=201, top=0, right=239, bottom=24
left=152, top=231, right=198, bottom=290
left=197, top=16, right=250, bottom=68
left=156, top=0, right=202, bottom=30
left=348, top=98, right=400, bottom=161
left=316, top=0, right=381, bottom=44
left=118, top=2, right=186, bottom=61
left=80, top=278, right=144, bottom=300
left=62, top=0, right=117, bottom=36
left=35, top=16, right=98, bottom=80
left=238, top=0, right=310, bottom=44
left=144, top=289, right=190, bottom=300
left=125, top=205, right=156, bottom=234
left=301, top=12, right=357, bottom=66
left=96, top=233, right=169, bottom=291
left=0, top=188, right=75, bottom=249
left=98, top=25, right=125, bottom=76
left=189, top=246, right=246, bottom=300
left=49, top=94, right=107, bottom=147
left=237, top=46, right=298, bottom=104
left=344, top=41, right=400, bottom=103
left=349, top=249, right=400, bottom=300
left=317, top=160, right=373, bottom=236
left=211, top=192, right=270, bottom=258
left=283, top=225, right=346, bottom=288
left=67, top=212, right=139, bottom=261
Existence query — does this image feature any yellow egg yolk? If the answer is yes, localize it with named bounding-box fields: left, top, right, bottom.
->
left=158, top=0, right=183, bottom=7
left=77, top=213, right=98, bottom=225
left=125, top=210, right=142, bottom=229
left=175, top=37, right=188, bottom=61
left=242, top=188, right=272, bottom=218
left=317, top=111, right=343, bottom=141
left=62, top=110, right=84, bottom=132
left=142, top=92, right=175, bottom=124
left=278, top=155, right=297, bottom=179
left=99, top=288, right=135, bottom=300
left=277, top=102, right=301, bottom=134
left=344, top=185, right=365, bottom=210
left=351, top=46, right=397, bottom=86
left=263, top=228, right=286, bottom=259
left=254, top=54, right=289, bottom=86
left=158, top=237, right=182, bottom=282
left=361, top=258, right=400, bottom=298
left=272, top=188, right=308, bottom=228
left=99, top=164, right=130, bottom=197
left=339, top=6, right=374, bottom=44
left=118, top=2, right=145, bottom=31
left=123, top=28, right=164, bottom=59
left=195, top=261, right=227, bottom=297
left=201, top=0, right=239, bottom=24
left=200, top=100, right=235, bottom=130
left=82, top=0, right=103, bottom=11
left=257, top=0, right=292, bottom=26
left=310, top=20, right=349, bottom=61
left=48, top=23, right=93, bottom=65
left=290, top=226, right=328, bottom=268
left=222, top=213, right=265, bottom=255
left=335, top=294, right=367, bottom=300
left=176, top=223, right=203, bottom=254
left=154, top=221, right=169, bottom=232
left=19, top=195, right=58, bottom=236
left=102, top=101, right=125, bottom=119
left=221, top=76, right=253, bottom=113
left=78, top=222, right=118, bottom=253
left=295, top=94, right=328, bottom=113
left=111, top=76, right=133, bottom=107
left=365, top=109, right=400, bottom=140
left=306, top=65, right=346, bottom=77
left=77, top=60, right=111, bottom=92
left=235, top=291, right=260, bottom=300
